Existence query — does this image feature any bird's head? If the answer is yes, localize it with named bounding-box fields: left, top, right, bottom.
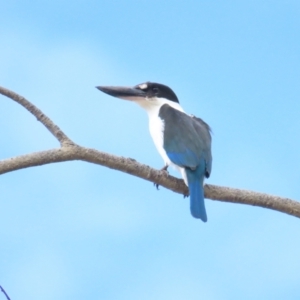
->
left=96, top=82, right=180, bottom=111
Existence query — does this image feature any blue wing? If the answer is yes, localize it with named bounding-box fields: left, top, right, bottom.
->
left=159, top=104, right=212, bottom=221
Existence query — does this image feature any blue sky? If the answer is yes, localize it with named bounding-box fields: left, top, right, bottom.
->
left=1, top=1, right=300, bottom=299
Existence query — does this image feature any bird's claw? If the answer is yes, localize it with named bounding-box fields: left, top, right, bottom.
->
left=160, top=165, right=169, bottom=172
left=154, top=165, right=169, bottom=190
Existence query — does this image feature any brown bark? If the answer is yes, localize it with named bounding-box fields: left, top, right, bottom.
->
left=1, top=85, right=299, bottom=219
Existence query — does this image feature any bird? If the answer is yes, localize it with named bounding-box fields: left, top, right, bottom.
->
left=96, top=82, right=212, bottom=222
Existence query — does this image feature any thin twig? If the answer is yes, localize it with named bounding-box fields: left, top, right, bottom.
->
left=0, top=286, right=10, bottom=300
left=0, top=86, right=74, bottom=146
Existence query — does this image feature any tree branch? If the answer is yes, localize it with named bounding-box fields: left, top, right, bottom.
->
left=0, top=86, right=74, bottom=146
left=1, top=85, right=299, bottom=219
left=0, top=286, right=10, bottom=300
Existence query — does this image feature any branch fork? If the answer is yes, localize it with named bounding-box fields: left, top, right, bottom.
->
left=1, top=85, right=299, bottom=219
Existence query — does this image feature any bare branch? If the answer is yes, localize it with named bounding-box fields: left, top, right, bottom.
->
left=0, top=286, right=10, bottom=300
left=0, top=85, right=74, bottom=146
left=205, top=184, right=300, bottom=218
left=0, top=145, right=186, bottom=194
left=1, top=145, right=300, bottom=219
left=1, top=85, right=300, bottom=220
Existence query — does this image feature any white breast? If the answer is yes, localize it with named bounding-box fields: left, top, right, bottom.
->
left=148, top=111, right=171, bottom=166
left=137, top=97, right=188, bottom=186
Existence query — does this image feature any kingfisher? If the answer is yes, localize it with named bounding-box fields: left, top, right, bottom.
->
left=97, top=82, right=212, bottom=222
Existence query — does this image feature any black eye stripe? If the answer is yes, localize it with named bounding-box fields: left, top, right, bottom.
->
left=134, top=82, right=179, bottom=103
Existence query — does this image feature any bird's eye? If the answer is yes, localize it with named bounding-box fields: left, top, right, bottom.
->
left=152, top=87, right=159, bottom=94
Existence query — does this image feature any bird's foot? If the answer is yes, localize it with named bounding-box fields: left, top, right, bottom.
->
left=154, top=182, right=160, bottom=190
left=160, top=165, right=169, bottom=172
left=154, top=165, right=169, bottom=190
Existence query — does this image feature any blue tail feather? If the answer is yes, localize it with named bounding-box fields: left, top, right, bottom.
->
left=186, top=168, right=207, bottom=222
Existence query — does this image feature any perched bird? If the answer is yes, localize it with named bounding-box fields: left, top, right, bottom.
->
left=97, top=82, right=212, bottom=222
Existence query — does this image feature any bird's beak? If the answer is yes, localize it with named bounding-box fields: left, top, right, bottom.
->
left=96, top=85, right=146, bottom=101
